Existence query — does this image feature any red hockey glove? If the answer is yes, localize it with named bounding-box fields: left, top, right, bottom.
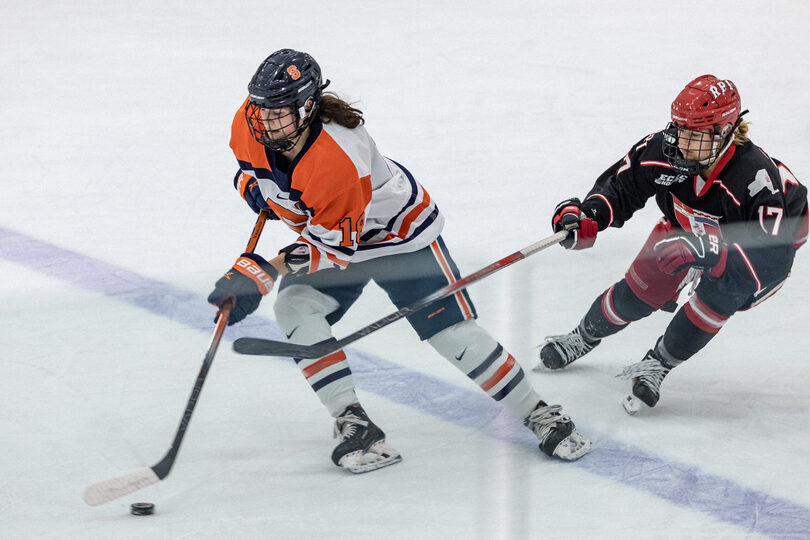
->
left=278, top=242, right=310, bottom=275
left=552, top=198, right=598, bottom=250
left=653, top=234, right=727, bottom=277
left=207, top=253, right=279, bottom=325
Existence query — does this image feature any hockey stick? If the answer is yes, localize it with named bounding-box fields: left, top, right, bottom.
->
left=83, top=210, right=269, bottom=506
left=233, top=228, right=570, bottom=359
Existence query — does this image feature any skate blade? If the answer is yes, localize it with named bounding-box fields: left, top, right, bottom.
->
left=622, top=394, right=642, bottom=416
left=552, top=431, right=592, bottom=461
left=339, top=441, right=402, bottom=474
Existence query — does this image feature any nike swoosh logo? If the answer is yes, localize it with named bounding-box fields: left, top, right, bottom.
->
left=286, top=326, right=299, bottom=339
left=275, top=193, right=290, bottom=200
left=454, top=347, right=467, bottom=361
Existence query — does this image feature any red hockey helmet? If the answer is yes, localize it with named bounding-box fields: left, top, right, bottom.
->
left=663, top=75, right=744, bottom=175
left=670, top=74, right=741, bottom=130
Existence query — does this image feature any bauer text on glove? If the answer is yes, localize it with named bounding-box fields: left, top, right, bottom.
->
left=207, top=253, right=279, bottom=325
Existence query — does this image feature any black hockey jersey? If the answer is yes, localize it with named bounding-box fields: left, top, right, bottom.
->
left=581, top=131, right=809, bottom=300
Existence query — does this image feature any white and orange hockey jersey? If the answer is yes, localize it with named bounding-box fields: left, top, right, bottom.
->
left=230, top=99, right=444, bottom=273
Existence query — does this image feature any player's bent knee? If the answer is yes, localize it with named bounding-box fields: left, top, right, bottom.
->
left=612, top=279, right=658, bottom=320
left=274, top=284, right=340, bottom=328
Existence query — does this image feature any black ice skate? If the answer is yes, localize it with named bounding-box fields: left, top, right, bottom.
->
left=524, top=402, right=592, bottom=460
left=617, top=349, right=672, bottom=415
left=536, top=326, right=601, bottom=370
left=331, top=404, right=402, bottom=473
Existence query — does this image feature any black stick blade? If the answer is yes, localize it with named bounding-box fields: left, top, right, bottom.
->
left=233, top=337, right=328, bottom=359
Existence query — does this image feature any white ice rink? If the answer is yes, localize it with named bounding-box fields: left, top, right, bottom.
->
left=2, top=1, right=809, bottom=538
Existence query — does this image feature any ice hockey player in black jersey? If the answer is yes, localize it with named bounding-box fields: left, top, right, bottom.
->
left=536, top=74, right=808, bottom=415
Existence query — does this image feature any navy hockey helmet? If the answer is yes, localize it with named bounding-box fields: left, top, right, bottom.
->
left=245, top=49, right=330, bottom=151
left=663, top=75, right=745, bottom=175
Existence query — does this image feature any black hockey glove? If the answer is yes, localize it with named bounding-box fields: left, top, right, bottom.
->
left=278, top=242, right=310, bottom=275
left=653, top=233, right=728, bottom=277
left=207, top=253, right=279, bottom=325
left=552, top=198, right=598, bottom=250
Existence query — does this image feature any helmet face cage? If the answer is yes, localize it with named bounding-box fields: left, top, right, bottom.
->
left=662, top=121, right=733, bottom=176
left=245, top=100, right=313, bottom=152
left=244, top=49, right=327, bottom=151
left=663, top=75, right=741, bottom=175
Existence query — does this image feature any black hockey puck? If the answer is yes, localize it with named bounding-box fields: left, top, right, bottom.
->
left=130, top=502, right=155, bottom=516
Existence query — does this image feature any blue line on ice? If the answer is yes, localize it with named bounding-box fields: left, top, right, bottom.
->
left=2, top=225, right=807, bottom=539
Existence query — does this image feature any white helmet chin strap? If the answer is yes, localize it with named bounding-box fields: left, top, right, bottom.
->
left=297, top=99, right=315, bottom=124
left=297, top=105, right=309, bottom=121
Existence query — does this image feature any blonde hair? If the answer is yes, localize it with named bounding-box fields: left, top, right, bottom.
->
left=733, top=120, right=750, bottom=145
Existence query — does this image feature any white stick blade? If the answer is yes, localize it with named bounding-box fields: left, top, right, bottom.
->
left=82, top=467, right=160, bottom=506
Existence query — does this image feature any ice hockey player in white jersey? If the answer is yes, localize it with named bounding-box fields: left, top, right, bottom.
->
left=206, top=49, right=591, bottom=472
left=537, top=75, right=808, bottom=415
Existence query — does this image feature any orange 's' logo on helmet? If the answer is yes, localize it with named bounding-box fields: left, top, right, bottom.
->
left=287, top=65, right=301, bottom=80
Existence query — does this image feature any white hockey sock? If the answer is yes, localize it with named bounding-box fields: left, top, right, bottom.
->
left=428, top=320, right=539, bottom=419
left=274, top=284, right=358, bottom=416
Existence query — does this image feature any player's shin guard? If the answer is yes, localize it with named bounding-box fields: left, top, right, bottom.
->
left=585, top=279, right=659, bottom=338
left=429, top=321, right=591, bottom=459
left=663, top=293, right=728, bottom=361
left=428, top=320, right=539, bottom=420
left=274, top=285, right=359, bottom=416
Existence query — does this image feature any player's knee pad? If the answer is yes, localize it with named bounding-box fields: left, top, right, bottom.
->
left=581, top=279, right=657, bottom=340
left=624, top=219, right=690, bottom=310
left=273, top=284, right=340, bottom=344
left=427, top=319, right=498, bottom=371
left=611, top=279, right=658, bottom=320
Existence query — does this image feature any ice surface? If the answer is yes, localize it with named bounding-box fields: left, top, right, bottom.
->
left=2, top=1, right=809, bottom=538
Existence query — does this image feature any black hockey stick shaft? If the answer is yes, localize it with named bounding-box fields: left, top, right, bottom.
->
left=152, top=210, right=268, bottom=478
left=151, top=298, right=233, bottom=477
left=83, top=210, right=268, bottom=505
left=233, top=228, right=569, bottom=359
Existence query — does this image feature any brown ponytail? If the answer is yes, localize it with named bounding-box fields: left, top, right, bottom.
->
left=319, top=92, right=364, bottom=128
